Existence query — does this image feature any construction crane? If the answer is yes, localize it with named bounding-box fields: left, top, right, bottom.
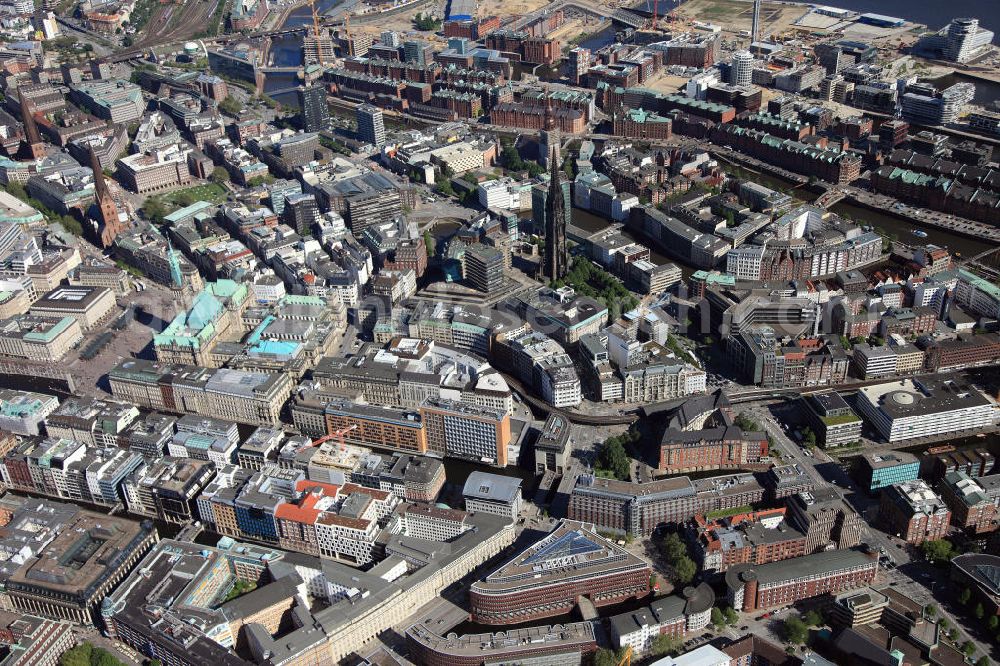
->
left=309, top=0, right=325, bottom=65
left=617, top=646, right=633, bottom=666
left=297, top=425, right=357, bottom=454
left=651, top=0, right=658, bottom=31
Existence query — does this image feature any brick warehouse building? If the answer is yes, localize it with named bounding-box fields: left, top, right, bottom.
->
left=469, top=521, right=651, bottom=624
left=725, top=549, right=878, bottom=612
left=710, top=124, right=862, bottom=183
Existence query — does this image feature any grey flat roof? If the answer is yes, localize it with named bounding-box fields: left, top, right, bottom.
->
left=463, top=471, right=521, bottom=503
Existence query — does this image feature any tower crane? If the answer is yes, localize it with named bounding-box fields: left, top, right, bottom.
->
left=309, top=0, right=325, bottom=65
left=297, top=425, right=357, bottom=453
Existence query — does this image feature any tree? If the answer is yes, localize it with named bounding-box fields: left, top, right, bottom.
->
left=593, top=648, right=618, bottom=666
left=60, top=215, right=83, bottom=236
left=974, top=602, right=985, bottom=620
left=219, top=96, right=242, bottom=116
left=413, top=12, right=441, bottom=31
left=802, top=610, right=823, bottom=627
left=924, top=604, right=937, bottom=618
left=661, top=533, right=687, bottom=562
left=735, top=413, right=763, bottom=432
left=959, top=587, right=972, bottom=605
left=782, top=617, right=809, bottom=645
left=922, top=539, right=953, bottom=562
left=562, top=155, right=576, bottom=180
left=435, top=179, right=455, bottom=198
left=210, top=167, right=231, bottom=185
left=59, top=644, right=92, bottom=666
left=91, top=649, right=124, bottom=666
left=673, top=556, right=696, bottom=585
left=802, top=427, right=817, bottom=447
left=988, top=614, right=998, bottom=632
left=650, top=633, right=682, bottom=657
left=595, top=435, right=631, bottom=481
left=423, top=230, right=434, bottom=255
left=962, top=641, right=976, bottom=658
left=723, top=606, right=739, bottom=626
left=711, top=607, right=725, bottom=629
left=142, top=197, right=169, bottom=224
left=976, top=656, right=990, bottom=666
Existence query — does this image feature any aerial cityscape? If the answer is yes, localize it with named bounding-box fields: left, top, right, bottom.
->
left=0, top=0, right=997, bottom=664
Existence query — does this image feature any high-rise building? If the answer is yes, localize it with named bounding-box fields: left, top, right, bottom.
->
left=402, top=40, right=432, bottom=66
left=730, top=50, right=753, bottom=87
left=465, top=243, right=505, bottom=294
left=568, top=47, right=590, bottom=86
left=381, top=30, right=401, bottom=47
left=89, top=147, right=124, bottom=249
left=297, top=85, right=329, bottom=133
left=283, top=192, right=319, bottom=236
left=356, top=104, right=386, bottom=148
left=943, top=18, right=994, bottom=64
left=751, top=0, right=762, bottom=41
left=542, top=148, right=568, bottom=281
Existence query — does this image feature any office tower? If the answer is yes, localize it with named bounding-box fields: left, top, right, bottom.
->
left=381, top=31, right=400, bottom=47
left=297, top=85, right=329, bottom=133
left=403, top=40, right=431, bottom=66
left=543, top=149, right=568, bottom=281
left=730, top=50, right=753, bottom=87
left=465, top=243, right=505, bottom=294
left=90, top=147, right=124, bottom=248
left=751, top=0, right=761, bottom=41
left=284, top=193, right=319, bottom=237
left=357, top=104, right=386, bottom=148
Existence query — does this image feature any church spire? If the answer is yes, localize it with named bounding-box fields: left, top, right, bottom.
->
left=543, top=147, right=567, bottom=281
left=18, top=88, right=45, bottom=159
left=90, top=145, right=123, bottom=248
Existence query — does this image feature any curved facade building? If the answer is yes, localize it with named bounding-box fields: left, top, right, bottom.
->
left=469, top=520, right=651, bottom=624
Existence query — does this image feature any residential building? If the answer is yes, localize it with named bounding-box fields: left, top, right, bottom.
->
left=879, top=479, right=951, bottom=545
left=356, top=104, right=385, bottom=147
left=298, top=85, right=330, bottom=133
left=939, top=471, right=996, bottom=534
